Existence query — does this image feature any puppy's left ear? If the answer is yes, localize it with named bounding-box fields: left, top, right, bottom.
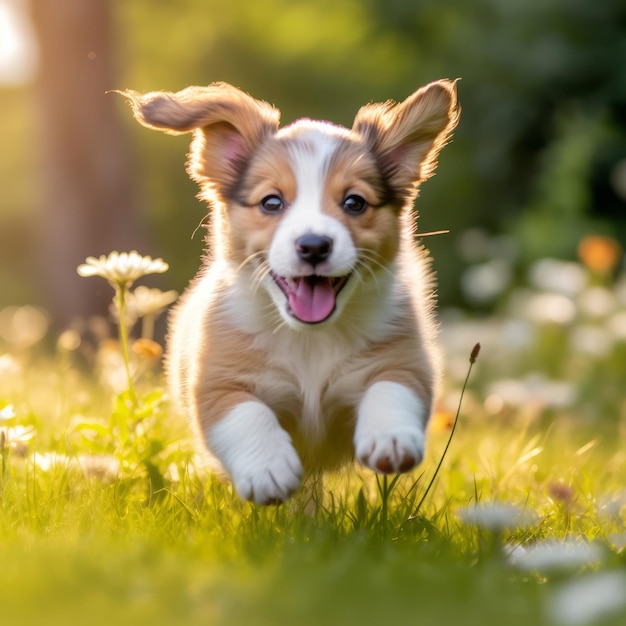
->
left=353, top=79, right=459, bottom=193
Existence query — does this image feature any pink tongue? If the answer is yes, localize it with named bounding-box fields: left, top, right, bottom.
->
left=288, top=277, right=336, bottom=323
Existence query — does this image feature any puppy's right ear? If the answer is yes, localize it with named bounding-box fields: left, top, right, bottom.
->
left=120, top=83, right=280, bottom=194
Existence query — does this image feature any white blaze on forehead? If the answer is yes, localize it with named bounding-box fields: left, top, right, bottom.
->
left=268, top=120, right=357, bottom=277
left=281, top=120, right=346, bottom=210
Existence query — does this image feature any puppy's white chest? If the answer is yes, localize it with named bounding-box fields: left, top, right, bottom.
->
left=252, top=331, right=363, bottom=428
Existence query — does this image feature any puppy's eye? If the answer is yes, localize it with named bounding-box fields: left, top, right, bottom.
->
left=342, top=194, right=367, bottom=216
left=259, top=195, right=285, bottom=215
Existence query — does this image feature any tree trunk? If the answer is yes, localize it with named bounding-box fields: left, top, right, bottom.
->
left=30, top=0, right=148, bottom=328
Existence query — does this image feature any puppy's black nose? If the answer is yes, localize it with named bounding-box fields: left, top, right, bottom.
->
left=295, top=234, right=333, bottom=266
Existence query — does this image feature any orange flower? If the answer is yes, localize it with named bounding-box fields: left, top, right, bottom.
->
left=132, top=338, right=163, bottom=361
left=429, top=409, right=455, bottom=434
left=577, top=235, right=623, bottom=275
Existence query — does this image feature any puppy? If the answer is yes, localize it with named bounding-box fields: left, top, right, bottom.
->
left=123, top=80, right=459, bottom=504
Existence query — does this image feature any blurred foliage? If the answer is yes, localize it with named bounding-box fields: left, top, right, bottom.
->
left=1, top=0, right=625, bottom=311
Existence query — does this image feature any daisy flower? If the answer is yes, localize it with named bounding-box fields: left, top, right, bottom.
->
left=548, top=571, right=626, bottom=625
left=77, top=251, right=171, bottom=405
left=0, top=404, right=16, bottom=421
left=126, top=286, right=178, bottom=339
left=507, top=538, right=604, bottom=573
left=2, top=424, right=35, bottom=456
left=458, top=502, right=538, bottom=532
left=127, top=286, right=178, bottom=318
left=77, top=251, right=169, bottom=289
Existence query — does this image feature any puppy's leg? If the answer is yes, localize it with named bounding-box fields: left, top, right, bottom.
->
left=209, top=401, right=303, bottom=504
left=354, top=381, right=427, bottom=474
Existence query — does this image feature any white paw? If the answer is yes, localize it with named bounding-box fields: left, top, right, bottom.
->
left=354, top=381, right=428, bottom=474
left=355, top=428, right=425, bottom=474
left=208, top=401, right=304, bottom=505
left=231, top=433, right=303, bottom=504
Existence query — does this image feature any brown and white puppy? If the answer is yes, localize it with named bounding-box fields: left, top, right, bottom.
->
left=123, top=80, right=459, bottom=504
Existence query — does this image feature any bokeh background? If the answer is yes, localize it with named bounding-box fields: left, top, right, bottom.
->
left=1, top=0, right=625, bottom=329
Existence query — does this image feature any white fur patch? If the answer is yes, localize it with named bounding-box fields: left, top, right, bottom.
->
left=209, top=401, right=304, bottom=503
left=263, top=125, right=360, bottom=330
left=354, top=381, right=426, bottom=474
left=267, top=126, right=356, bottom=279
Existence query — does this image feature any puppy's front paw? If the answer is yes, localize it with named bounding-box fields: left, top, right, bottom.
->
left=355, top=428, right=425, bottom=475
left=355, top=381, right=428, bottom=475
left=209, top=401, right=304, bottom=505
left=232, top=435, right=304, bottom=505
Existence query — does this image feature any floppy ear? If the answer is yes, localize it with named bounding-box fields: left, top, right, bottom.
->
left=352, top=79, right=459, bottom=195
left=121, top=82, right=280, bottom=193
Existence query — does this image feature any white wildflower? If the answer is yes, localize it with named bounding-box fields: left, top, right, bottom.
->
left=528, top=258, right=588, bottom=297
left=77, top=251, right=169, bottom=289
left=508, top=538, right=604, bottom=573
left=4, top=425, right=35, bottom=446
left=127, top=286, right=178, bottom=318
left=511, top=290, right=577, bottom=325
left=525, top=373, right=577, bottom=409
left=0, top=404, right=15, bottom=421
left=3, top=425, right=35, bottom=456
left=458, top=503, right=538, bottom=532
left=32, top=451, right=69, bottom=472
left=570, top=324, right=613, bottom=358
left=483, top=394, right=505, bottom=414
left=461, top=259, right=512, bottom=304
left=577, top=286, right=616, bottom=319
left=608, top=311, right=626, bottom=341
left=486, top=379, right=529, bottom=407
left=501, top=318, right=536, bottom=349
left=548, top=571, right=626, bottom=625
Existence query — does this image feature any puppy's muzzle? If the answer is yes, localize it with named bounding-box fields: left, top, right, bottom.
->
left=270, top=233, right=351, bottom=325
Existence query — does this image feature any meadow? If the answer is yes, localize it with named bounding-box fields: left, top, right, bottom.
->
left=1, top=236, right=625, bottom=626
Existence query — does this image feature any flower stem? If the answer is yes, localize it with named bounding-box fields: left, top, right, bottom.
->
left=141, top=314, right=155, bottom=341
left=411, top=342, right=481, bottom=518
left=116, top=285, right=138, bottom=409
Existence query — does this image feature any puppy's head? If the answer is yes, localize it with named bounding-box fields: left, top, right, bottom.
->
left=123, top=80, right=459, bottom=327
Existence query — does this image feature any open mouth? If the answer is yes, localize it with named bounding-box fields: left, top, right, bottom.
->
left=270, top=272, right=351, bottom=324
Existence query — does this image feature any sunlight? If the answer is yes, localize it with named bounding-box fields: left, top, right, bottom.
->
left=0, top=0, right=37, bottom=85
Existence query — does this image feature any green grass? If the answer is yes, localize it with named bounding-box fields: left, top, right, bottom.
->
left=1, top=351, right=625, bottom=626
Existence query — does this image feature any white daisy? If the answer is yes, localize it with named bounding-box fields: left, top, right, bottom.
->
left=127, top=286, right=178, bottom=318
left=548, top=571, right=626, bottom=625
left=0, top=404, right=15, bottom=421
left=77, top=251, right=169, bottom=289
left=458, top=502, right=538, bottom=532
left=507, top=538, right=604, bottom=572
left=2, top=424, right=35, bottom=455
